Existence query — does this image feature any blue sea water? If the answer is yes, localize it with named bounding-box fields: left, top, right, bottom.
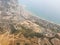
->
left=18, top=0, right=60, bottom=24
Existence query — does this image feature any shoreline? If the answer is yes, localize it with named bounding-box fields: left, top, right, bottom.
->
left=25, top=9, right=60, bottom=26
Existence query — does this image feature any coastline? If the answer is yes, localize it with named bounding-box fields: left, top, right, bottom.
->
left=25, top=9, right=60, bottom=26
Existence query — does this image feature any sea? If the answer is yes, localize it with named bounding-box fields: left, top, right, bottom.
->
left=18, top=0, right=60, bottom=24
